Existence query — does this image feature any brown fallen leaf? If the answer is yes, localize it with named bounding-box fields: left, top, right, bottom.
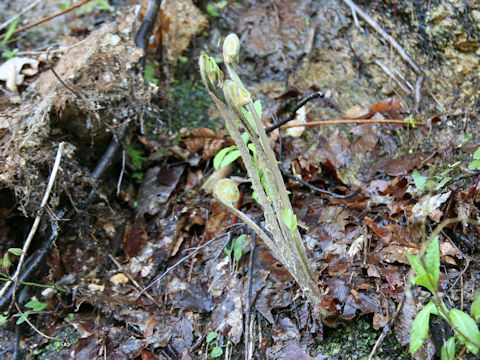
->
left=123, top=224, right=148, bottom=259
left=370, top=97, right=405, bottom=114
left=182, top=127, right=228, bottom=161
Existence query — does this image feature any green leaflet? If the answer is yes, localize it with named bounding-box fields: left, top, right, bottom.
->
left=224, top=234, right=246, bottom=262
left=406, top=252, right=427, bottom=278
left=410, top=301, right=436, bottom=355
left=213, top=146, right=240, bottom=170
left=425, top=236, right=440, bottom=290
left=412, top=169, right=427, bottom=192
left=411, top=273, right=436, bottom=294
left=440, top=337, right=455, bottom=360
left=471, top=294, right=480, bottom=321
left=25, top=300, right=47, bottom=312
left=206, top=331, right=217, bottom=343
left=448, top=308, right=480, bottom=354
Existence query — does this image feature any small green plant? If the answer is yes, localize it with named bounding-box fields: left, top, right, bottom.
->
left=76, top=0, right=114, bottom=16
left=412, top=163, right=458, bottom=193
left=462, top=133, right=472, bottom=145
left=206, top=1, right=228, bottom=17
left=468, top=146, right=480, bottom=171
left=224, top=234, right=245, bottom=263
left=2, top=48, right=19, bottom=59
left=396, top=114, right=416, bottom=153
left=224, top=234, right=246, bottom=272
left=206, top=331, right=223, bottom=358
left=407, top=236, right=480, bottom=358
left=16, top=300, right=48, bottom=325
left=124, top=143, right=146, bottom=180
left=0, top=310, right=8, bottom=324
left=404, top=114, right=416, bottom=128
left=1, top=247, right=22, bottom=271
left=1, top=16, right=20, bottom=59
left=177, top=55, right=189, bottom=63
left=0, top=299, right=49, bottom=326
left=58, top=0, right=71, bottom=10
left=200, top=34, right=327, bottom=316
left=144, top=63, right=159, bottom=86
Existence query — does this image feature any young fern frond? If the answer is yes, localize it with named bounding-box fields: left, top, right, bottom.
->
left=200, top=34, right=329, bottom=317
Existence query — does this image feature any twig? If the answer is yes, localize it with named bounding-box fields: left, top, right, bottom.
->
left=14, top=302, right=61, bottom=341
left=107, top=254, right=162, bottom=308
left=0, top=0, right=91, bottom=41
left=0, top=0, right=44, bottom=31
left=244, top=233, right=257, bottom=360
left=14, top=320, right=23, bottom=360
left=135, top=0, right=162, bottom=51
left=91, top=126, right=127, bottom=181
left=282, top=170, right=361, bottom=199
left=137, top=225, right=241, bottom=297
left=0, top=210, right=64, bottom=311
left=78, top=124, right=128, bottom=208
left=265, top=91, right=324, bottom=133
left=342, top=0, right=425, bottom=109
left=280, top=118, right=425, bottom=129
left=46, top=47, right=83, bottom=100
left=16, top=38, right=87, bottom=56
left=374, top=59, right=413, bottom=94
left=116, top=149, right=125, bottom=196
left=367, top=298, right=404, bottom=360
left=0, top=142, right=64, bottom=305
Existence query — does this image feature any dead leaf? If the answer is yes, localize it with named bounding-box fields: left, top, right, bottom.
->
left=183, top=127, right=228, bottom=161
left=170, top=317, right=194, bottom=355
left=366, top=217, right=393, bottom=245
left=285, top=105, right=306, bottom=138
left=346, top=235, right=364, bottom=260
left=373, top=312, right=391, bottom=330
left=110, top=273, right=129, bottom=285
left=370, top=98, right=404, bottom=114
left=266, top=339, right=313, bottom=360
left=375, top=244, right=415, bottom=264
left=0, top=57, right=39, bottom=94
left=272, top=315, right=300, bottom=342
left=374, top=152, right=432, bottom=176
left=317, top=129, right=351, bottom=168
left=209, top=276, right=244, bottom=344
left=136, top=165, right=185, bottom=217
left=410, top=191, right=451, bottom=223
left=123, top=224, right=148, bottom=258
left=351, top=124, right=379, bottom=153
left=344, top=105, right=372, bottom=119
left=367, top=264, right=381, bottom=278
left=440, top=241, right=461, bottom=259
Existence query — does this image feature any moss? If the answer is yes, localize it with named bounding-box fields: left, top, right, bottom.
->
left=34, top=325, right=80, bottom=359
left=315, top=319, right=411, bottom=360
left=166, top=77, right=216, bottom=131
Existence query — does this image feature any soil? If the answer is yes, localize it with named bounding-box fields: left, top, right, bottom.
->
left=0, top=0, right=479, bottom=359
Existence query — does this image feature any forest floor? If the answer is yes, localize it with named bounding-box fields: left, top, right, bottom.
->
left=0, top=0, right=479, bottom=359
